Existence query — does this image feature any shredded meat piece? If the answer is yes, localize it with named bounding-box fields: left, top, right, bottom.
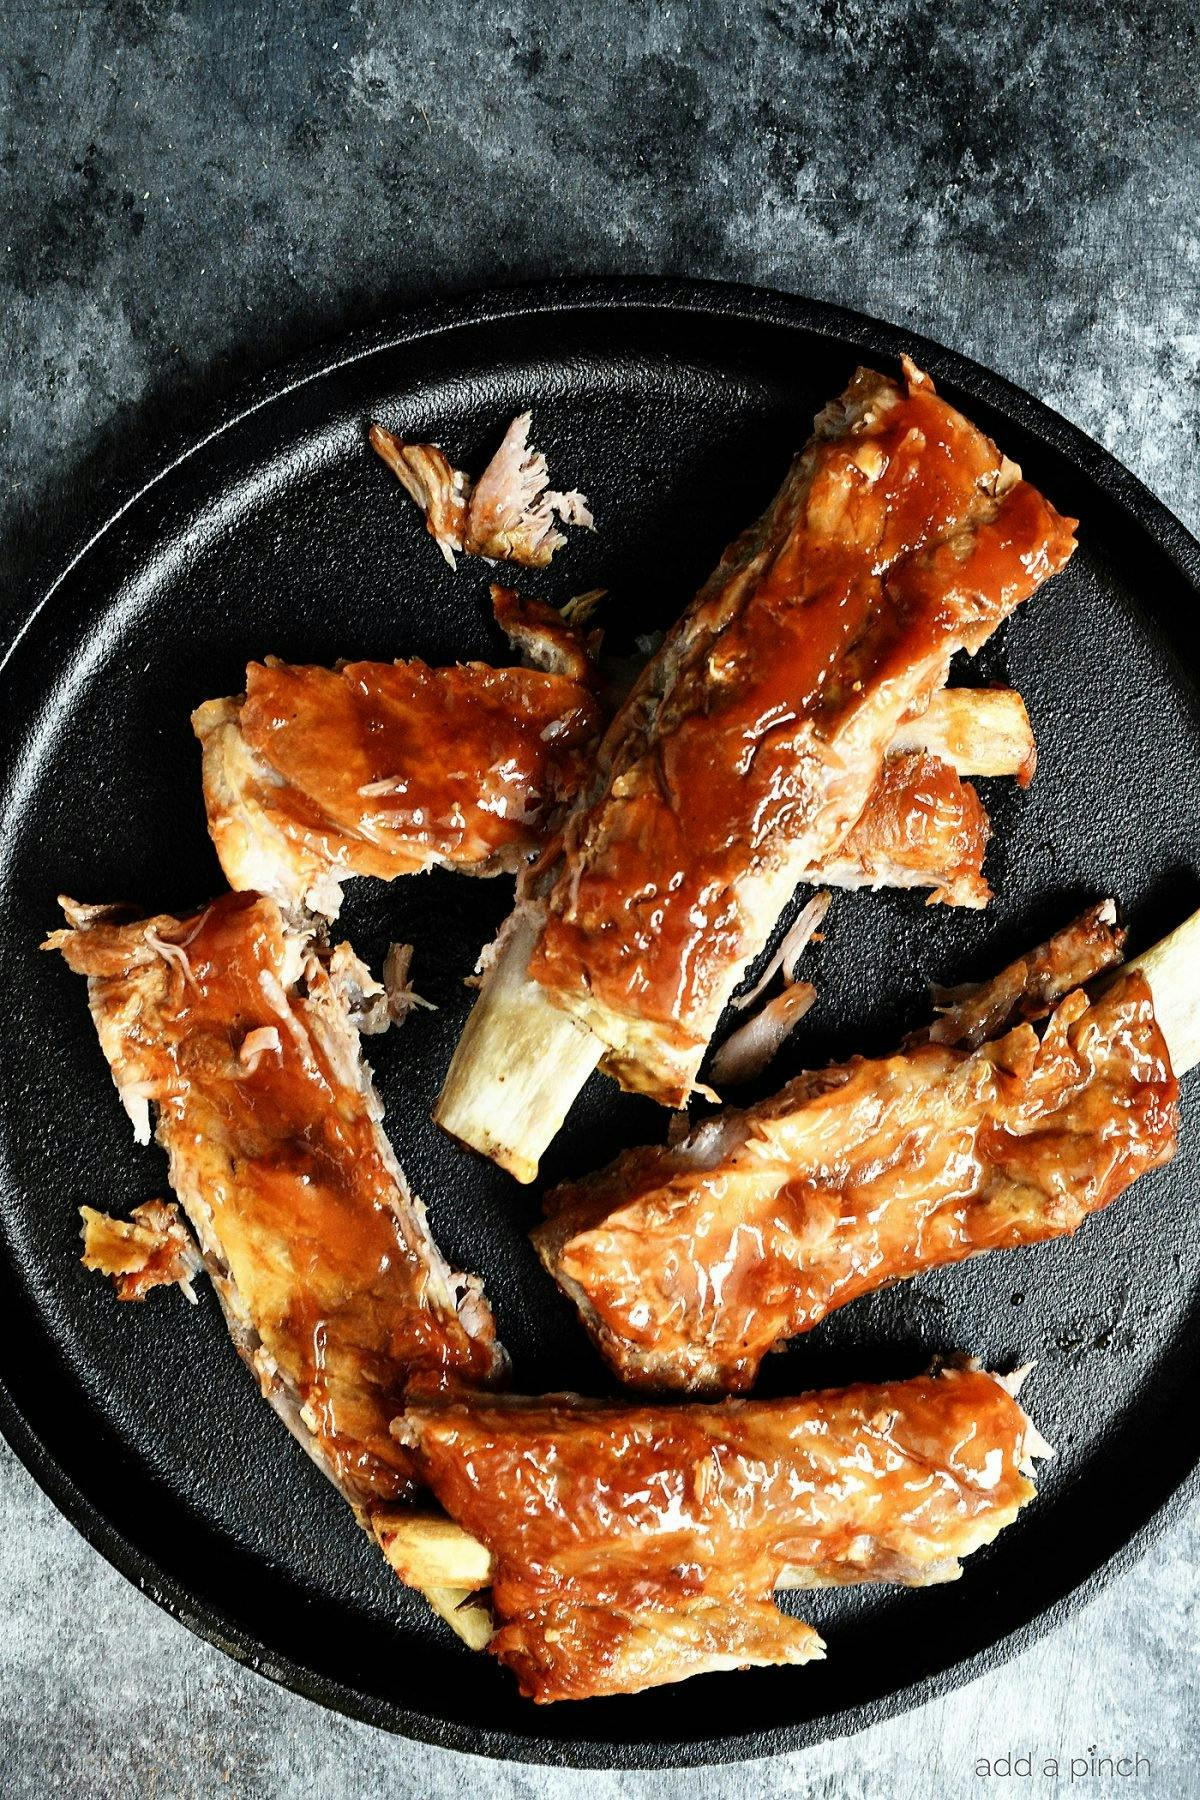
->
left=397, top=1364, right=1043, bottom=1701
left=382, top=942, right=435, bottom=1026
left=463, top=413, right=593, bottom=565
left=368, top=426, right=469, bottom=567
left=732, top=890, right=832, bottom=1013
left=536, top=912, right=1178, bottom=1393
left=489, top=584, right=602, bottom=684
left=709, top=981, right=817, bottom=1086
left=325, top=941, right=391, bottom=1035
left=80, top=1199, right=201, bottom=1302
left=370, top=412, right=592, bottom=570
left=560, top=589, right=606, bottom=626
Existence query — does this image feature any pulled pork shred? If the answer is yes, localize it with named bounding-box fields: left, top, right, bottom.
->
left=383, top=942, right=436, bottom=1027
left=370, top=413, right=592, bottom=569
left=490, top=584, right=602, bottom=684
left=710, top=890, right=831, bottom=1085
left=80, top=1200, right=202, bottom=1302
left=732, top=890, right=832, bottom=1013
left=709, top=981, right=818, bottom=1086
left=367, top=430, right=469, bottom=568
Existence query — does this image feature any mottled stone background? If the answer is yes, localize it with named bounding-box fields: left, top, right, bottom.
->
left=1, top=2, right=1197, bottom=1794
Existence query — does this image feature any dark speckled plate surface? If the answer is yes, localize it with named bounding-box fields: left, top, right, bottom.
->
left=0, top=280, right=1198, bottom=1768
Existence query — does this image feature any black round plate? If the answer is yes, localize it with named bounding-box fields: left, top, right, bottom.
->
left=1, top=281, right=1198, bottom=1769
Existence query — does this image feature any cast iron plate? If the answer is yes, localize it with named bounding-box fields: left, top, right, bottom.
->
left=1, top=280, right=1198, bottom=1768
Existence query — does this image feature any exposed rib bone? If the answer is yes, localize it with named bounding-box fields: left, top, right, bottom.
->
left=893, top=687, right=1036, bottom=782
left=433, top=913, right=603, bottom=1184
left=1131, top=904, right=1200, bottom=1075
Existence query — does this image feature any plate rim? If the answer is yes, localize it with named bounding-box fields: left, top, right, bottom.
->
left=1, top=275, right=1198, bottom=1768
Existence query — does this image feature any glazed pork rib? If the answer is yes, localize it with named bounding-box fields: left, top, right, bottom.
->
left=535, top=904, right=1194, bottom=1394
left=193, top=657, right=601, bottom=919
left=47, top=892, right=506, bottom=1638
left=382, top=1363, right=1045, bottom=1701
left=436, top=359, right=1076, bottom=1179
left=192, top=588, right=605, bottom=920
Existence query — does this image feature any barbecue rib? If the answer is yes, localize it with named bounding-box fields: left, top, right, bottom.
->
left=48, top=892, right=505, bottom=1499
left=388, top=1364, right=1045, bottom=1701
left=535, top=905, right=1186, bottom=1393
left=47, top=891, right=506, bottom=1638
left=193, top=588, right=605, bottom=920
left=437, top=359, right=1076, bottom=1178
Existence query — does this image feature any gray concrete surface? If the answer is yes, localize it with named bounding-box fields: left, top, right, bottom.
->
left=1, top=2, right=1197, bottom=1793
